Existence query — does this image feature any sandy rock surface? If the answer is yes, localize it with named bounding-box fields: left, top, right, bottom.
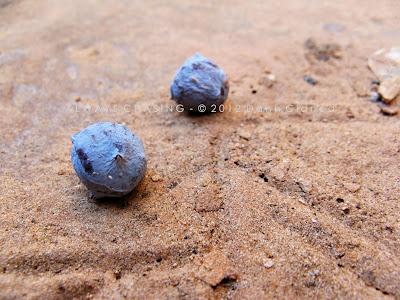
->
left=0, top=1, right=399, bottom=299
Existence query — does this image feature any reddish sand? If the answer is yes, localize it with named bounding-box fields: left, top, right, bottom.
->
left=0, top=1, right=399, bottom=299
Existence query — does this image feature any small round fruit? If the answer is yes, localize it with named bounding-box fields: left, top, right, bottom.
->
left=71, top=122, right=146, bottom=199
left=170, top=53, right=229, bottom=112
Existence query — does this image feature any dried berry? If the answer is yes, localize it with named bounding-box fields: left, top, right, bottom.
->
left=170, top=53, right=229, bottom=112
left=71, top=122, right=146, bottom=199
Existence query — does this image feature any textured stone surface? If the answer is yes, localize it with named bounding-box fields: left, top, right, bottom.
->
left=170, top=53, right=229, bottom=112
left=368, top=47, right=400, bottom=103
left=0, top=1, right=399, bottom=299
left=71, top=122, right=146, bottom=198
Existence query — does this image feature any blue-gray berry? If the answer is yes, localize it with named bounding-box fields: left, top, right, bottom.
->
left=170, top=53, right=229, bottom=112
left=71, top=122, right=147, bottom=199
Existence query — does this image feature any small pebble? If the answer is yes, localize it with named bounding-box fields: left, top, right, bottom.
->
left=298, top=198, right=308, bottom=205
left=71, top=122, right=147, bottom=199
left=267, top=73, right=276, bottom=83
left=371, top=79, right=380, bottom=86
left=378, top=76, right=400, bottom=103
left=170, top=53, right=229, bottom=112
left=309, top=269, right=320, bottom=277
left=368, top=47, right=400, bottom=103
left=259, top=74, right=276, bottom=88
left=114, top=270, right=122, bottom=280
left=263, top=259, right=274, bottom=269
left=379, top=104, right=398, bottom=116
left=151, top=174, right=161, bottom=182
left=342, top=206, right=350, bottom=214
left=370, top=91, right=381, bottom=102
left=304, top=75, right=318, bottom=86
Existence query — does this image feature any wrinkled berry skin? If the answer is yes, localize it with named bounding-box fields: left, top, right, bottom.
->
left=71, top=122, right=146, bottom=199
left=171, top=53, right=229, bottom=112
